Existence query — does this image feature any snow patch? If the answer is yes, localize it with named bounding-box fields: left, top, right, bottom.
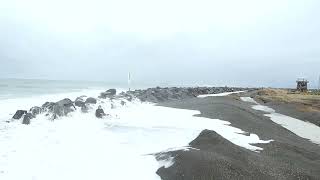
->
left=265, top=113, right=320, bottom=144
left=240, top=97, right=258, bottom=104
left=241, top=97, right=320, bottom=145
left=252, top=105, right=276, bottom=113
left=157, top=155, right=175, bottom=169
left=159, top=146, right=200, bottom=153
left=198, top=91, right=244, bottom=98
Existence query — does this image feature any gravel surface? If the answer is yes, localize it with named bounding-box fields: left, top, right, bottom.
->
left=157, top=93, right=320, bottom=180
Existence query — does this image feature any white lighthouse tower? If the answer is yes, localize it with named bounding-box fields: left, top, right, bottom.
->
left=128, top=72, right=131, bottom=91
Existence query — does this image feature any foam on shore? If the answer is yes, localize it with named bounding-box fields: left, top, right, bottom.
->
left=0, top=92, right=270, bottom=180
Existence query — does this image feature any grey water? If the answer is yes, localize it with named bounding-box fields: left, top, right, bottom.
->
left=0, top=78, right=129, bottom=100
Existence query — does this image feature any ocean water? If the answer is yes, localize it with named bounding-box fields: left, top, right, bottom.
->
left=0, top=78, right=129, bottom=121
left=0, top=79, right=271, bottom=180
left=0, top=78, right=129, bottom=100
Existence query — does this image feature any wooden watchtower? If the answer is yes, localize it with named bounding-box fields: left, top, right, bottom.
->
left=296, top=78, right=309, bottom=92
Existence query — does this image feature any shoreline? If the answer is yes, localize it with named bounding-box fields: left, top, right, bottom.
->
left=2, top=87, right=320, bottom=179
left=0, top=87, right=255, bottom=180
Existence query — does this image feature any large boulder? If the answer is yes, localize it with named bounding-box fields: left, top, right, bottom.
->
left=22, top=113, right=34, bottom=125
left=95, top=106, right=106, bottom=118
left=75, top=97, right=93, bottom=113
left=85, top=97, right=97, bottom=104
left=99, top=89, right=117, bottom=99
left=75, top=97, right=85, bottom=107
left=42, top=98, right=76, bottom=119
left=107, top=89, right=117, bottom=95
left=29, top=106, right=42, bottom=116
left=42, top=102, right=55, bottom=111
left=12, top=110, right=27, bottom=119
left=53, top=98, right=75, bottom=117
left=56, top=98, right=74, bottom=106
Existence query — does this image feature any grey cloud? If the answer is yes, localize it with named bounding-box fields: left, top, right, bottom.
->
left=0, top=0, right=319, bottom=88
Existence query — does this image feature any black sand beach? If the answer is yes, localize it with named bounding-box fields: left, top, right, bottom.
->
left=157, top=92, right=320, bottom=180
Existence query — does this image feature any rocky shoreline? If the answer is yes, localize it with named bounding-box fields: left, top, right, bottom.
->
left=9, top=86, right=252, bottom=125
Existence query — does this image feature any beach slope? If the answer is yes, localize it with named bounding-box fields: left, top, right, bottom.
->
left=158, top=92, right=320, bottom=180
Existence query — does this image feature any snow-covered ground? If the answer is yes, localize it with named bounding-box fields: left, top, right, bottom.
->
left=241, top=97, right=320, bottom=145
left=197, top=91, right=244, bottom=98
left=0, top=93, right=270, bottom=180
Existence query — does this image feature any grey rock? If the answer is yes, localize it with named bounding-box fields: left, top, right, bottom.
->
left=42, top=102, right=55, bottom=111
left=98, top=89, right=117, bottom=99
left=29, top=106, right=42, bottom=116
left=12, top=110, right=27, bottom=119
left=45, top=98, right=76, bottom=119
left=53, top=98, right=75, bottom=117
left=56, top=98, right=74, bottom=107
left=75, top=97, right=85, bottom=107
left=22, top=113, right=34, bottom=125
left=75, top=97, right=93, bottom=113
left=85, top=97, right=97, bottom=104
left=99, top=93, right=108, bottom=99
left=128, top=87, right=249, bottom=103
left=106, top=89, right=116, bottom=95
left=120, top=100, right=126, bottom=106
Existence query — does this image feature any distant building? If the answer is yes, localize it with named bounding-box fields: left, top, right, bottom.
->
left=296, top=78, right=309, bottom=92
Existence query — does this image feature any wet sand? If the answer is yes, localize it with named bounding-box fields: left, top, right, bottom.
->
left=157, top=93, right=320, bottom=180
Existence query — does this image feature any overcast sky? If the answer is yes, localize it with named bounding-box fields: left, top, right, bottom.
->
left=0, top=0, right=319, bottom=88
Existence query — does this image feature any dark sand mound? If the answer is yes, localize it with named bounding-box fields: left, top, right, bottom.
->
left=158, top=94, right=320, bottom=180
left=157, top=130, right=319, bottom=180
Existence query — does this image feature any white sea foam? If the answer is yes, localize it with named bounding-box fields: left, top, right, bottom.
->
left=0, top=88, right=127, bottom=122
left=198, top=91, right=244, bottom=98
left=241, top=97, right=320, bottom=145
left=0, top=92, right=270, bottom=180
